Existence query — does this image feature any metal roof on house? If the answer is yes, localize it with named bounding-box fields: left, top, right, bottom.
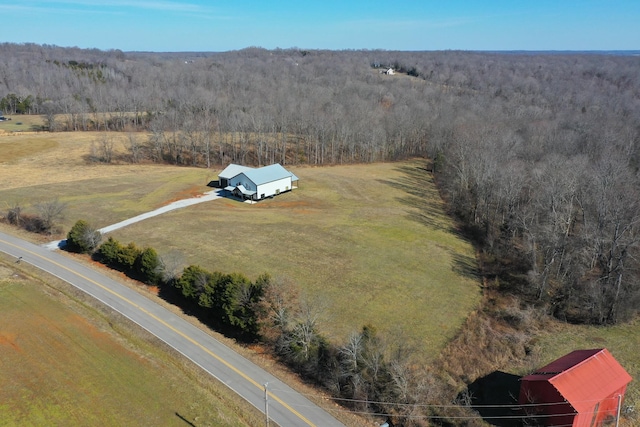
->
left=218, top=164, right=253, bottom=179
left=242, top=163, right=296, bottom=186
left=521, top=348, right=632, bottom=413
left=235, top=184, right=256, bottom=196
left=218, top=163, right=298, bottom=186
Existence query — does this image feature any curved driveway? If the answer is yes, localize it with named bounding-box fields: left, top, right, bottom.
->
left=0, top=231, right=345, bottom=427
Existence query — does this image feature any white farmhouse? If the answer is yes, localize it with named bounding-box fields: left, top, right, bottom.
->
left=219, top=163, right=299, bottom=202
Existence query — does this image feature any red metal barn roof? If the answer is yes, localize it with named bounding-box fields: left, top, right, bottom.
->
left=520, top=348, right=632, bottom=426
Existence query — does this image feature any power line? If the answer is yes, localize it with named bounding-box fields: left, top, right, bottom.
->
left=270, top=386, right=621, bottom=410
left=269, top=386, right=624, bottom=425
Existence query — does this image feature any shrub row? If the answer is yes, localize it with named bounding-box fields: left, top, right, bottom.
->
left=174, top=266, right=266, bottom=339
left=96, top=237, right=161, bottom=285
left=90, top=235, right=265, bottom=339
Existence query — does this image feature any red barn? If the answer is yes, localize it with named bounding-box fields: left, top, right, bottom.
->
left=519, top=348, right=632, bottom=427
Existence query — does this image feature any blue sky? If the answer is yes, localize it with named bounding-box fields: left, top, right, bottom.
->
left=1, top=1, right=638, bottom=52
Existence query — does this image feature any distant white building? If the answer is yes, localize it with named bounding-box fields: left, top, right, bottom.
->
left=219, top=163, right=299, bottom=202
left=382, top=68, right=394, bottom=75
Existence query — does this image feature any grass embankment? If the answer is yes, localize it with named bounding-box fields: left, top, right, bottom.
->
left=0, top=257, right=261, bottom=427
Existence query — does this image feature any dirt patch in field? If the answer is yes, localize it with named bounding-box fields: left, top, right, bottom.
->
left=162, top=185, right=205, bottom=205
left=0, top=333, right=21, bottom=352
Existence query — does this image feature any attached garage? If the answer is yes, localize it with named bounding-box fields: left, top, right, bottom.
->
left=218, top=164, right=253, bottom=189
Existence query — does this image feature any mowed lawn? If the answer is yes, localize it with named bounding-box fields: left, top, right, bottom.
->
left=0, top=262, right=260, bottom=427
left=107, top=163, right=481, bottom=355
left=0, top=131, right=480, bottom=359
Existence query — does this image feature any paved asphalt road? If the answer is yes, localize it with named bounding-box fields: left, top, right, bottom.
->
left=0, top=231, right=346, bottom=427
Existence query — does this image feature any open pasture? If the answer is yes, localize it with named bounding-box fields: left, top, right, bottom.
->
left=0, top=131, right=480, bottom=358
left=0, top=258, right=260, bottom=427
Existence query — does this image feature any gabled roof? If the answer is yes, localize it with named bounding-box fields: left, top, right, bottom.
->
left=218, top=163, right=298, bottom=185
left=522, top=348, right=632, bottom=413
left=241, top=163, right=296, bottom=186
left=218, top=164, right=253, bottom=179
left=234, top=184, right=256, bottom=196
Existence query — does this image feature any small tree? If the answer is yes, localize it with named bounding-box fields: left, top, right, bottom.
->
left=176, top=265, right=211, bottom=300
left=6, top=203, right=22, bottom=226
left=66, top=219, right=102, bottom=253
left=97, top=237, right=122, bottom=267
left=35, top=199, right=67, bottom=233
left=136, top=247, right=161, bottom=285
left=41, top=100, right=58, bottom=132
left=91, top=133, right=115, bottom=163
left=116, top=242, right=140, bottom=272
left=128, top=132, right=143, bottom=163
left=158, top=249, right=185, bottom=286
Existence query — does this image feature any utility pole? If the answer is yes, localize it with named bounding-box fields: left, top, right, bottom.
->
left=264, top=382, right=269, bottom=427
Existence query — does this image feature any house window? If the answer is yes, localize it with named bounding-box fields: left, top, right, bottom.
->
left=261, top=194, right=265, bottom=199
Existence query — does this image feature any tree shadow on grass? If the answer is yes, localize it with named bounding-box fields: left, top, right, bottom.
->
left=376, top=162, right=449, bottom=232
left=378, top=162, right=480, bottom=247
left=461, top=371, right=523, bottom=427
left=451, top=251, right=480, bottom=282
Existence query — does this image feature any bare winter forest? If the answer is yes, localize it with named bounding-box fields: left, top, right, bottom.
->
left=2, top=43, right=640, bottom=424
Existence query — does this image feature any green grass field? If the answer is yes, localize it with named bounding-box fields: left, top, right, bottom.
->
left=0, top=259, right=261, bottom=427
left=0, top=131, right=481, bottom=358
left=100, top=161, right=481, bottom=354
left=0, top=114, right=44, bottom=133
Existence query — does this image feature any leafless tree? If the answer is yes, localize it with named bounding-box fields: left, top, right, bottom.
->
left=35, top=199, right=67, bottom=233
left=6, top=202, right=22, bottom=226
left=91, top=133, right=115, bottom=163
left=158, top=249, right=186, bottom=285
left=127, top=132, right=143, bottom=163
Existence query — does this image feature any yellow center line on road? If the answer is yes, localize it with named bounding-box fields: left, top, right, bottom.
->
left=1, top=237, right=316, bottom=427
